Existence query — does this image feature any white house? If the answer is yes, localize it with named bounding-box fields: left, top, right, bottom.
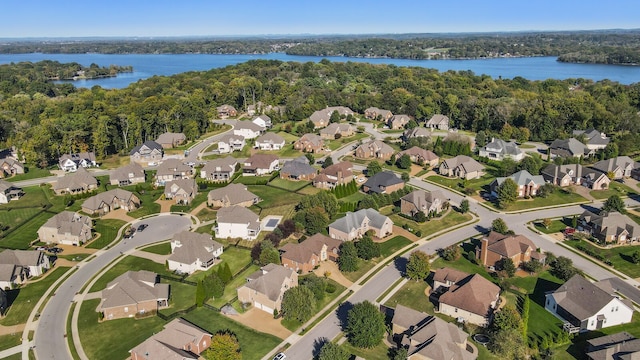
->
left=58, top=152, right=97, bottom=172
left=167, top=232, right=223, bottom=275
left=214, top=206, right=261, bottom=240
left=252, top=115, right=272, bottom=129
left=233, top=121, right=263, bottom=139
left=255, top=133, right=285, bottom=151
left=0, top=180, right=23, bottom=204
left=478, top=138, right=525, bottom=161
left=217, top=134, right=245, bottom=154
left=545, top=275, right=634, bottom=333
left=243, top=154, right=279, bottom=176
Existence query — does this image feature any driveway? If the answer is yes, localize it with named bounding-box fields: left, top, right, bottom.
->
left=225, top=308, right=292, bottom=340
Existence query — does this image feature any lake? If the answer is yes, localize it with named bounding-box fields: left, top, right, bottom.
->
left=1, top=53, right=640, bottom=89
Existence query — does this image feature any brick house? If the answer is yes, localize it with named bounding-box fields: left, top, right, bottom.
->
left=362, top=171, right=404, bottom=194
left=489, top=170, right=545, bottom=199
left=355, top=140, right=394, bottom=161
left=328, top=208, right=393, bottom=241
left=98, top=270, right=169, bottom=320
left=237, top=264, right=298, bottom=314
left=130, top=319, right=212, bottom=360
left=476, top=231, right=546, bottom=269
left=280, top=233, right=342, bottom=273
left=294, top=133, right=325, bottom=153
left=313, top=161, right=353, bottom=190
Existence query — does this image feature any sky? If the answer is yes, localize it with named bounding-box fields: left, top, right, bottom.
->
left=1, top=0, right=639, bottom=38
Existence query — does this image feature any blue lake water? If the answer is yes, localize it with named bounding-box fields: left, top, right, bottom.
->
left=1, top=53, right=640, bottom=89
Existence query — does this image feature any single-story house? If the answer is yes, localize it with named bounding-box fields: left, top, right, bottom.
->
left=437, top=272, right=501, bottom=326
left=489, top=169, right=546, bottom=198
left=328, top=208, right=393, bottom=241
left=164, top=178, right=197, bottom=205
left=130, top=318, right=212, bottom=360
left=200, top=156, right=238, bottom=182
left=438, top=155, right=485, bottom=180
left=215, top=205, right=261, bottom=240
left=58, top=152, right=97, bottom=172
left=237, top=264, right=298, bottom=314
left=426, top=114, right=450, bottom=130
left=109, top=163, right=145, bottom=186
left=400, top=189, right=448, bottom=217
left=37, top=211, right=93, bottom=246
left=362, top=171, right=404, bottom=194
left=255, top=132, right=285, bottom=151
left=545, top=275, right=634, bottom=333
left=243, top=154, right=279, bottom=176
left=396, top=147, right=439, bottom=167
left=280, top=156, right=317, bottom=181
left=156, top=132, right=186, bottom=149
left=167, top=231, right=223, bottom=274
left=81, top=189, right=141, bottom=215
left=319, top=123, right=355, bottom=139
left=129, top=141, right=164, bottom=165
left=549, top=138, right=591, bottom=158
left=591, top=156, right=639, bottom=179
left=0, top=180, right=23, bottom=204
left=280, top=233, right=342, bottom=273
left=52, top=167, right=98, bottom=195
left=479, top=138, right=525, bottom=161
left=207, top=183, right=260, bottom=208
left=476, top=231, right=545, bottom=269
left=98, top=270, right=169, bottom=320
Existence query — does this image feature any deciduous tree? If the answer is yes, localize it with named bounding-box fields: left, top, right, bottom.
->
left=497, top=178, right=517, bottom=209
left=338, top=241, right=359, bottom=272
left=406, top=250, right=430, bottom=280
left=281, top=285, right=316, bottom=323
left=318, top=342, right=350, bottom=360
left=346, top=301, right=386, bottom=348
left=202, top=331, right=241, bottom=360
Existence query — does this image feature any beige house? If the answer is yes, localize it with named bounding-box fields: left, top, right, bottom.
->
left=81, top=189, right=141, bottom=215
left=52, top=167, right=98, bottom=195
left=110, top=163, right=145, bottom=186
left=364, top=107, right=392, bottom=121
left=437, top=272, right=501, bottom=326
left=387, top=114, right=410, bottom=129
left=280, top=233, right=342, bottom=273
left=155, top=159, right=194, bottom=186
left=0, top=157, right=24, bottom=178
left=243, top=154, right=279, bottom=176
left=167, top=231, right=223, bottom=275
left=37, top=211, right=92, bottom=246
left=355, top=140, right=394, bottom=161
left=432, top=267, right=470, bottom=291
left=164, top=179, right=197, bottom=205
left=476, top=231, right=545, bottom=269
left=579, top=210, right=640, bottom=244
left=156, top=132, right=187, bottom=149
left=319, top=123, right=355, bottom=139
left=98, top=270, right=169, bottom=320
left=426, top=114, right=450, bottom=130
left=129, top=141, right=164, bottom=165
left=294, top=133, right=325, bottom=153
left=400, top=190, right=448, bottom=217
left=438, top=155, right=485, bottom=180
left=328, top=208, right=393, bottom=241
left=309, top=106, right=354, bottom=129
left=592, top=156, right=638, bottom=179
left=313, top=161, right=353, bottom=190
left=397, top=147, right=439, bottom=167
left=130, top=318, right=212, bottom=360
left=237, top=264, right=298, bottom=314
left=207, top=183, right=260, bottom=208
left=392, top=304, right=477, bottom=360
left=216, top=104, right=237, bottom=118
left=200, top=156, right=238, bottom=182
left=489, top=170, right=545, bottom=199
left=0, top=250, right=50, bottom=289
left=403, top=127, right=431, bottom=140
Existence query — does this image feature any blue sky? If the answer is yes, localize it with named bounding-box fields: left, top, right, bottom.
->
left=2, top=0, right=639, bottom=38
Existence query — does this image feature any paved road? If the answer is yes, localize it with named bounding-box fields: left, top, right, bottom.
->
left=33, top=214, right=192, bottom=360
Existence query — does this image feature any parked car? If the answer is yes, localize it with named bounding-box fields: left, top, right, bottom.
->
left=36, top=246, right=47, bottom=251
left=137, top=224, right=149, bottom=232
left=49, top=247, right=63, bottom=254
left=273, top=353, right=286, bottom=360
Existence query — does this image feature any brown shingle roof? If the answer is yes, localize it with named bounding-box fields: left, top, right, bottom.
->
left=280, top=233, right=341, bottom=264
left=438, top=274, right=500, bottom=316
left=432, top=267, right=469, bottom=285
left=243, top=264, right=296, bottom=301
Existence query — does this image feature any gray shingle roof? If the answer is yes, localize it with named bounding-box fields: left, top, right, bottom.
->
left=426, top=114, right=449, bottom=126
left=281, top=156, right=316, bottom=177
left=217, top=206, right=260, bottom=230
left=110, top=163, right=145, bottom=183
left=328, top=208, right=390, bottom=234
left=100, top=270, right=169, bottom=309
left=482, top=138, right=524, bottom=157
left=82, top=189, right=136, bottom=211
left=41, top=211, right=92, bottom=237
left=129, top=140, right=163, bottom=156
left=53, top=167, right=98, bottom=191
left=493, top=169, right=545, bottom=187
left=403, top=127, right=431, bottom=139
left=0, top=250, right=44, bottom=267
left=130, top=318, right=210, bottom=360
left=441, top=155, right=485, bottom=173
left=243, top=264, right=296, bottom=301
left=156, top=132, right=186, bottom=145
left=207, top=183, right=259, bottom=206
left=201, top=156, right=237, bottom=175
left=592, top=156, right=638, bottom=174
left=550, top=138, right=589, bottom=157
left=549, top=275, right=620, bottom=321
left=256, top=132, right=285, bottom=145
left=363, top=171, right=404, bottom=193
left=168, top=231, right=222, bottom=265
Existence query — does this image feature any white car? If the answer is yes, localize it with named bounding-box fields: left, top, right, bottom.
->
left=273, top=353, right=286, bottom=360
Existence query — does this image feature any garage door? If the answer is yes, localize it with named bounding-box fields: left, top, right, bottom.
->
left=255, top=302, right=273, bottom=314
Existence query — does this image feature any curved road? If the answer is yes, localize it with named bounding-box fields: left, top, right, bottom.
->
left=33, top=214, right=193, bottom=360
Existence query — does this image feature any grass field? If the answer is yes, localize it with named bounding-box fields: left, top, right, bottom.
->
left=234, top=175, right=272, bottom=185
left=248, top=185, right=302, bottom=215
left=127, top=189, right=163, bottom=218
left=0, top=333, right=23, bottom=351
left=340, top=341, right=390, bottom=360
left=0, top=267, right=70, bottom=326
left=426, top=174, right=494, bottom=195
left=195, top=207, right=217, bottom=222
left=564, top=238, right=640, bottom=278
left=590, top=181, right=639, bottom=200
left=498, top=189, right=587, bottom=212
left=268, top=178, right=310, bottom=192
left=208, top=264, right=260, bottom=308
left=157, top=280, right=196, bottom=317
left=384, top=280, right=434, bottom=314
left=390, top=211, right=473, bottom=237
left=8, top=168, right=52, bottom=182
left=86, top=219, right=126, bottom=249
left=141, top=242, right=171, bottom=255
left=89, top=256, right=173, bottom=292
left=533, top=218, right=572, bottom=234
left=343, top=236, right=412, bottom=283
left=326, top=132, right=369, bottom=151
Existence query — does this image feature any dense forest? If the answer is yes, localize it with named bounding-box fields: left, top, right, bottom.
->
left=1, top=59, right=640, bottom=168
left=2, top=30, right=640, bottom=64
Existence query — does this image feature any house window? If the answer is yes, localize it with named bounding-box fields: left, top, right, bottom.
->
left=124, top=307, right=129, bottom=313
left=455, top=308, right=458, bottom=313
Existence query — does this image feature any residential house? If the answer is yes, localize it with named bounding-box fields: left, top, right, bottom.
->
left=280, top=233, right=342, bottom=273
left=243, top=154, right=279, bottom=176
left=0, top=157, right=24, bottom=178
left=362, top=171, right=404, bottom=194
left=364, top=107, right=392, bottom=121
left=200, top=157, right=238, bottom=182
left=396, top=147, right=439, bottom=167
left=98, top=270, right=169, bottom=320
left=387, top=114, right=410, bottom=129
left=489, top=170, right=545, bottom=198
left=313, top=161, right=353, bottom=190
left=167, top=231, right=223, bottom=274
left=549, top=138, right=590, bottom=158
left=129, top=141, right=164, bottom=165
left=584, top=332, right=640, bottom=360
left=0, top=250, right=50, bottom=288
left=155, top=158, right=193, bottom=186
left=247, top=102, right=285, bottom=116
left=426, top=114, right=450, bottom=130
left=130, top=318, right=212, bottom=360
left=479, top=138, right=525, bottom=161
left=215, top=205, right=261, bottom=240
left=400, top=190, right=448, bottom=217
left=216, top=104, right=237, bottom=118
left=37, top=211, right=92, bottom=246
left=233, top=120, right=263, bottom=139
left=309, top=106, right=354, bottom=129
left=255, top=132, right=285, bottom=151
left=432, top=267, right=471, bottom=292
left=476, top=231, right=546, bottom=269
left=109, top=163, right=145, bottom=186
left=217, top=134, right=246, bottom=154
left=38, top=211, right=93, bottom=246
left=207, top=183, right=260, bottom=208
left=58, top=152, right=97, bottom=172
left=578, top=210, right=640, bottom=244
left=252, top=114, right=272, bottom=129
left=403, top=127, right=431, bottom=140
left=319, top=123, right=355, bottom=140
left=355, top=140, right=395, bottom=161
left=81, top=189, right=141, bottom=215
left=164, top=179, right=197, bottom=205
left=294, top=133, right=325, bottom=153
left=438, top=155, right=486, bottom=180
left=52, top=167, right=98, bottom=195
left=155, top=132, right=186, bottom=149
left=591, top=156, right=638, bottom=179
left=237, top=264, right=298, bottom=314
left=573, top=129, right=610, bottom=151
left=280, top=156, right=317, bottom=181
left=545, top=274, right=634, bottom=333
left=0, top=180, right=23, bottom=204
left=542, top=163, right=610, bottom=190
left=437, top=272, right=501, bottom=326
left=328, top=208, right=393, bottom=241
left=391, top=304, right=477, bottom=360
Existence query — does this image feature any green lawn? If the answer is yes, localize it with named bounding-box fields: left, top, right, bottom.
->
left=187, top=247, right=252, bottom=283
left=379, top=236, right=413, bottom=257
left=564, top=238, right=640, bottom=278
left=89, top=256, right=173, bottom=292
left=158, top=280, right=196, bottom=317
left=8, top=167, right=52, bottom=182
left=195, top=207, right=217, bottom=222
left=234, top=175, right=272, bottom=185
left=170, top=192, right=209, bottom=213
left=208, top=264, right=260, bottom=308
left=268, top=178, right=310, bottom=192
left=248, top=185, right=302, bottom=215
left=340, top=341, right=390, bottom=360
left=342, top=236, right=412, bottom=283
left=390, top=211, right=473, bottom=237
left=500, top=189, right=587, bottom=212
left=78, top=299, right=166, bottom=360
left=326, top=132, right=369, bottom=151
left=533, top=218, right=572, bottom=234
left=0, top=267, right=70, bottom=326
left=141, top=242, right=171, bottom=255
left=127, top=189, right=163, bottom=218
left=183, top=307, right=282, bottom=360
left=590, top=181, right=639, bottom=199
left=86, top=219, right=126, bottom=249
left=0, top=333, right=22, bottom=351
left=426, top=174, right=494, bottom=194
left=384, top=280, right=434, bottom=314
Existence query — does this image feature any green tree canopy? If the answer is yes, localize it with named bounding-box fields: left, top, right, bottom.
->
left=281, top=285, right=316, bottom=323
left=346, top=301, right=386, bottom=348
left=459, top=199, right=470, bottom=213
left=202, top=331, right=242, bottom=360
left=338, top=241, right=359, bottom=272
left=367, top=161, right=382, bottom=176
left=491, top=218, right=510, bottom=235
left=602, top=194, right=626, bottom=214
left=258, top=240, right=281, bottom=266
left=317, top=341, right=351, bottom=360
left=406, top=250, right=430, bottom=280
left=497, top=178, right=517, bottom=209
left=355, top=236, right=380, bottom=260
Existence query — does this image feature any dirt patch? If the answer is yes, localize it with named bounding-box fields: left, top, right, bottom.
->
left=313, top=262, right=352, bottom=288
left=101, top=209, right=135, bottom=223
left=0, top=324, right=25, bottom=336
left=409, top=164, right=425, bottom=176
left=384, top=225, right=419, bottom=242
left=131, top=250, right=169, bottom=265
left=224, top=307, right=291, bottom=340
left=155, top=199, right=174, bottom=213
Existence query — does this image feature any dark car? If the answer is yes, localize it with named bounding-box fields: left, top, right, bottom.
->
left=137, top=224, right=149, bottom=232
left=49, top=247, right=63, bottom=254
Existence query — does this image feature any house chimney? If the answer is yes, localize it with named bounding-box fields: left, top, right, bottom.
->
left=479, top=237, right=489, bottom=266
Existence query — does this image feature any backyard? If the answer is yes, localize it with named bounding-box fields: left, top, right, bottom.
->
left=390, top=210, right=473, bottom=237
left=563, top=238, right=640, bottom=278
left=590, top=180, right=639, bottom=200
left=86, top=219, right=127, bottom=249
